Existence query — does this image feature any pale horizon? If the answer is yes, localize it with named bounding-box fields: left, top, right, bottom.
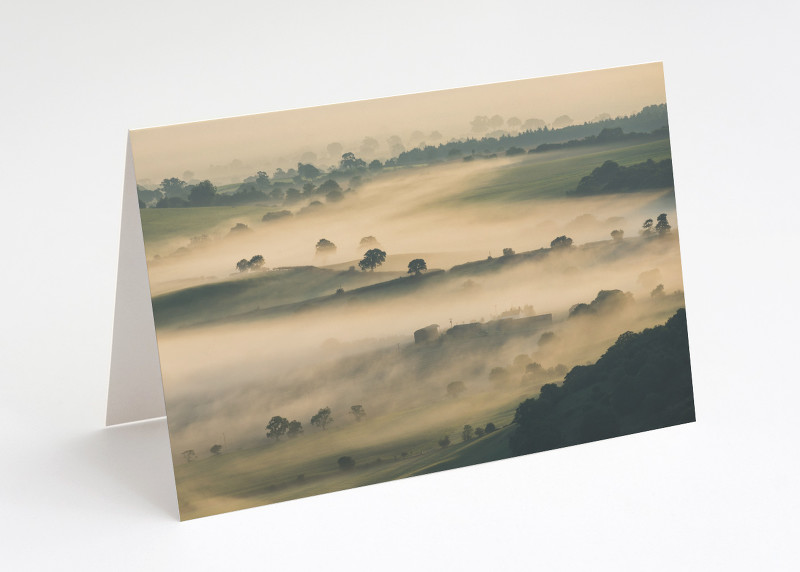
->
left=130, top=62, right=666, bottom=185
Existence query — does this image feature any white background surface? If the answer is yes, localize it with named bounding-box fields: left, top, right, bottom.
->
left=1, top=1, right=798, bottom=569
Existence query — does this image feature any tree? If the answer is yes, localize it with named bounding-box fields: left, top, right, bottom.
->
left=316, top=238, right=337, bottom=255
left=236, top=259, right=250, bottom=272
left=249, top=254, right=265, bottom=270
left=297, top=162, right=321, bottom=180
left=611, top=229, right=624, bottom=241
left=407, top=258, right=427, bottom=276
left=318, top=179, right=341, bottom=194
left=655, top=213, right=671, bottom=234
left=340, top=152, right=366, bottom=170
left=359, top=236, right=379, bottom=248
left=484, top=422, right=496, bottom=434
left=368, top=159, right=383, bottom=171
left=438, top=435, right=451, bottom=448
left=255, top=170, right=270, bottom=188
left=311, top=407, right=333, bottom=430
left=502, top=248, right=515, bottom=256
left=642, top=218, right=654, bottom=235
left=475, top=426, right=485, bottom=438
left=287, top=420, right=304, bottom=438
left=338, top=456, right=356, bottom=471
left=160, top=177, right=187, bottom=199
left=349, top=405, right=366, bottom=422
left=210, top=444, right=222, bottom=455
left=182, top=450, right=196, bottom=463
left=447, top=381, right=466, bottom=398
left=358, top=248, right=386, bottom=272
left=266, top=416, right=289, bottom=440
left=188, top=180, right=217, bottom=206
left=462, top=425, right=474, bottom=442
left=550, top=235, right=573, bottom=249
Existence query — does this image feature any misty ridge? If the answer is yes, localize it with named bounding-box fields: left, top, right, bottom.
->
left=133, top=88, right=692, bottom=519
left=134, top=104, right=668, bottom=188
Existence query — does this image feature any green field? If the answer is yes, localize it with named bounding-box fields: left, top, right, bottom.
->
left=453, top=139, right=673, bottom=203
left=139, top=204, right=276, bottom=251
left=174, top=389, right=526, bottom=519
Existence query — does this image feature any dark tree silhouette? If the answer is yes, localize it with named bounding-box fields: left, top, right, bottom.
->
left=502, top=248, right=515, bottom=256
left=287, top=420, right=304, bottom=438
left=655, top=213, right=671, bottom=234
left=266, top=416, right=289, bottom=440
left=407, top=258, right=427, bottom=276
left=188, top=180, right=217, bottom=206
left=611, top=229, right=624, bottom=241
left=438, top=436, right=451, bottom=448
left=349, top=405, right=366, bottom=422
left=338, top=456, right=356, bottom=471
left=484, top=422, right=496, bottom=434
left=311, top=407, right=333, bottom=430
left=550, top=235, right=573, bottom=249
left=642, top=218, right=654, bottom=234
left=297, top=162, right=321, bottom=180
left=210, top=444, right=222, bottom=455
left=359, top=249, right=386, bottom=271
left=316, top=238, right=337, bottom=255
left=249, top=254, right=265, bottom=270
left=340, top=152, right=366, bottom=170
left=236, top=259, right=250, bottom=272
left=462, top=425, right=474, bottom=442
left=475, top=427, right=485, bottom=438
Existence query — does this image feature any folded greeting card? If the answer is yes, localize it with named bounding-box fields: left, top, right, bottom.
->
left=108, top=62, right=695, bottom=520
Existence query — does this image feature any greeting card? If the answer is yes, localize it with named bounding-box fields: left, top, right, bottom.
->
left=109, top=62, right=694, bottom=520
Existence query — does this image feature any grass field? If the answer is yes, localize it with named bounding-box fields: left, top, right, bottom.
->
left=140, top=204, right=276, bottom=254
left=453, top=139, right=673, bottom=203
left=174, top=387, right=527, bottom=519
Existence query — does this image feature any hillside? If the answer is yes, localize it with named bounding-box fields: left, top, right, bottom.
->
left=509, top=308, right=694, bottom=456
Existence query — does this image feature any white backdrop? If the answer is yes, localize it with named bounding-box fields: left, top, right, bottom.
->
left=1, top=1, right=798, bottom=569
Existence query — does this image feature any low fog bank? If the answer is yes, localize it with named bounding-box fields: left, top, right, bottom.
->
left=159, top=234, right=685, bottom=459
left=141, top=154, right=676, bottom=296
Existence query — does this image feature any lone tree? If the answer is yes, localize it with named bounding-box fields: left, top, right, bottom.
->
left=249, top=254, right=265, bottom=270
left=655, top=213, right=672, bottom=235
left=438, top=435, right=451, bottom=448
left=475, top=427, right=486, bottom=438
left=236, top=258, right=250, bottom=272
left=209, top=444, right=222, bottom=455
left=642, top=218, right=654, bottom=235
left=462, top=425, right=474, bottom=442
left=349, top=405, right=366, bottom=422
left=359, top=236, right=380, bottom=248
left=337, top=456, right=356, bottom=471
left=311, top=407, right=333, bottom=430
left=181, top=450, right=196, bottom=463
left=550, top=235, right=573, bottom=249
left=287, top=420, right=304, bottom=438
left=610, top=229, right=624, bottom=242
left=502, top=248, right=515, bottom=256
left=484, top=422, right=496, bottom=434
left=266, top=416, right=289, bottom=440
left=316, top=238, right=337, bottom=255
left=358, top=248, right=386, bottom=272
left=447, top=381, right=466, bottom=398
left=407, top=258, right=427, bottom=276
